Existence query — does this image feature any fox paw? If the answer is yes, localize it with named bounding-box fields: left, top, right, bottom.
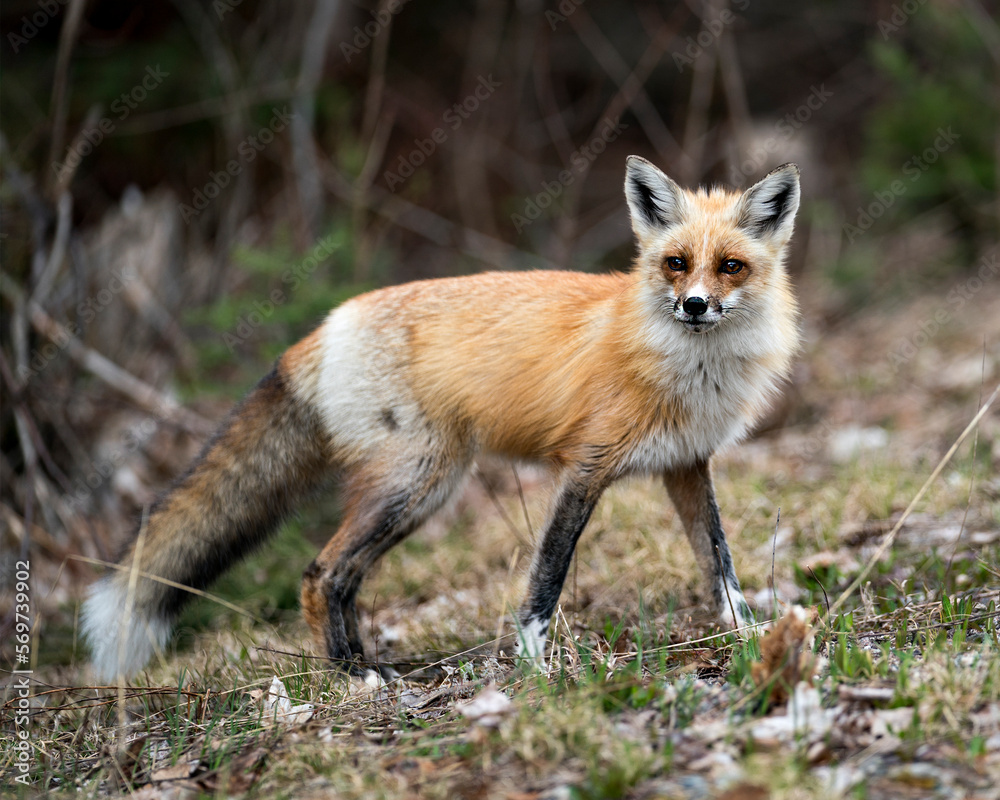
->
left=717, top=589, right=757, bottom=637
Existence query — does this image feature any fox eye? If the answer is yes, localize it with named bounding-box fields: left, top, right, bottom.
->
left=666, top=256, right=687, bottom=271
left=720, top=259, right=744, bottom=274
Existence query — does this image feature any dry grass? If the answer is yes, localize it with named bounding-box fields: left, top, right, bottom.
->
left=3, top=280, right=999, bottom=799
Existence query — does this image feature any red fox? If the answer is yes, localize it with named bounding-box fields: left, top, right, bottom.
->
left=83, top=157, right=800, bottom=680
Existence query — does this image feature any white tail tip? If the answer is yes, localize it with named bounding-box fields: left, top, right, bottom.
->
left=81, top=577, right=171, bottom=681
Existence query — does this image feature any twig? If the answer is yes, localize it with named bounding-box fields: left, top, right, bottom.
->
left=0, top=350, right=73, bottom=492
left=30, top=191, right=72, bottom=305
left=717, top=27, right=752, bottom=177
left=353, top=105, right=396, bottom=282
left=291, top=0, right=342, bottom=241
left=351, top=0, right=396, bottom=281
left=0, top=275, right=213, bottom=436
left=0, top=342, right=40, bottom=567
left=113, top=80, right=299, bottom=136
left=825, top=382, right=1000, bottom=622
left=171, top=0, right=248, bottom=292
left=45, top=0, right=87, bottom=197
left=51, top=105, right=101, bottom=197
left=360, top=0, right=393, bottom=145
left=717, top=544, right=740, bottom=636
left=944, top=338, right=987, bottom=579
left=512, top=466, right=534, bottom=540
left=475, top=468, right=531, bottom=551
left=321, top=161, right=561, bottom=271
left=2, top=134, right=51, bottom=385
left=569, top=5, right=685, bottom=168
left=14, top=418, right=36, bottom=567
left=533, top=37, right=577, bottom=169
left=807, top=567, right=831, bottom=619
left=531, top=40, right=587, bottom=267
left=68, top=554, right=266, bottom=625
left=680, top=0, right=721, bottom=185
left=771, top=507, right=780, bottom=618
left=963, top=0, right=1000, bottom=67
left=451, top=0, right=505, bottom=242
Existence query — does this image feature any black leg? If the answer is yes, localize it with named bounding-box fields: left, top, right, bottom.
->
left=342, top=590, right=364, bottom=658
left=516, top=477, right=602, bottom=659
left=664, top=460, right=753, bottom=631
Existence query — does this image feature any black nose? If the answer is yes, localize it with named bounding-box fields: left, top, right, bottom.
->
left=683, top=296, right=709, bottom=317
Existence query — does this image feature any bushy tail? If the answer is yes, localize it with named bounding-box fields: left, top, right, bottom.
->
left=82, top=366, right=331, bottom=680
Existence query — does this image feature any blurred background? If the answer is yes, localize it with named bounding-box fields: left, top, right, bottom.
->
left=1, top=0, right=998, bottom=665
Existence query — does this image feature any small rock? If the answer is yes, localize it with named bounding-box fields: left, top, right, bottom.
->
left=456, top=686, right=513, bottom=728
left=829, top=426, right=889, bottom=462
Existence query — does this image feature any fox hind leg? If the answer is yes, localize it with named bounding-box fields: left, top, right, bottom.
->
left=302, top=492, right=414, bottom=677
left=301, top=458, right=466, bottom=677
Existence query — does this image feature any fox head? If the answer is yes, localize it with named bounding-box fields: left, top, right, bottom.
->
left=624, top=157, right=800, bottom=335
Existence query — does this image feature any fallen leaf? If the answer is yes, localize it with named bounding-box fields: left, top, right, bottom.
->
left=151, top=760, right=199, bottom=782
left=196, top=746, right=268, bottom=795
left=750, top=606, right=819, bottom=706
left=111, top=735, right=148, bottom=789
left=717, top=784, right=768, bottom=800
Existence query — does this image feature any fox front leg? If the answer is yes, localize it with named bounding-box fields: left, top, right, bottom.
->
left=514, top=475, right=604, bottom=664
left=664, top=459, right=755, bottom=634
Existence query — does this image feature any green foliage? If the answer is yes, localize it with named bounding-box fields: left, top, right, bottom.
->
left=727, top=633, right=762, bottom=689
left=793, top=561, right=843, bottom=608
left=861, top=7, right=997, bottom=245
left=183, top=220, right=372, bottom=395
left=667, top=676, right=703, bottom=730
left=574, top=748, right=653, bottom=800
left=830, top=634, right=875, bottom=681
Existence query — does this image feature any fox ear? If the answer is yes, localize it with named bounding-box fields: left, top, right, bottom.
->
left=624, top=156, right=686, bottom=241
left=737, top=163, right=801, bottom=244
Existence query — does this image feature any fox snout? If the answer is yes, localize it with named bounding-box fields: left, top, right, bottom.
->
left=675, top=292, right=723, bottom=331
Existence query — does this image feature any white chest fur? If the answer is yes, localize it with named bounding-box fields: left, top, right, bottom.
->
left=622, top=324, right=781, bottom=475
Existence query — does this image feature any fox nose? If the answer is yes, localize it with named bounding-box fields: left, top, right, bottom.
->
left=683, top=296, right=709, bottom=317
